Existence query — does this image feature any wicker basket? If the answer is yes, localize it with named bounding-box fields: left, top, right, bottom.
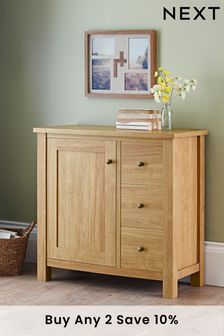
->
left=0, top=221, right=36, bottom=276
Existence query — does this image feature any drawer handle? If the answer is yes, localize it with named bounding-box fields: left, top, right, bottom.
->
left=137, top=246, right=145, bottom=252
left=106, top=159, right=113, bottom=165
left=137, top=161, right=144, bottom=167
left=137, top=203, right=144, bottom=208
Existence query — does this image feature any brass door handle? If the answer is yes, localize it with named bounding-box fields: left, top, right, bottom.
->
left=137, top=203, right=144, bottom=208
left=137, top=161, right=144, bottom=167
left=106, top=159, right=113, bottom=164
left=137, top=246, right=144, bottom=252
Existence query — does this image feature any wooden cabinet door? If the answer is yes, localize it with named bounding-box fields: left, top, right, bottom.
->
left=47, top=138, right=116, bottom=267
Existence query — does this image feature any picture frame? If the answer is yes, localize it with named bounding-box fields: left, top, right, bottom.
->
left=85, top=30, right=157, bottom=98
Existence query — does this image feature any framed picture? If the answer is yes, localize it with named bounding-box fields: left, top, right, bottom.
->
left=85, top=30, right=157, bottom=98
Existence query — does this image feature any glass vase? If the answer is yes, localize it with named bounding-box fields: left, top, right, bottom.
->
left=161, top=103, right=172, bottom=130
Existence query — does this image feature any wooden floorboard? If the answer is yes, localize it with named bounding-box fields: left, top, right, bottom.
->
left=0, top=263, right=223, bottom=305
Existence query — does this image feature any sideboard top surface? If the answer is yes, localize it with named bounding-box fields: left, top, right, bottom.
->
left=33, top=125, right=208, bottom=139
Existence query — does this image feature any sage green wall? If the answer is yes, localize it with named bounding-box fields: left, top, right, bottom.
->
left=0, top=0, right=5, bottom=215
left=0, top=0, right=224, bottom=242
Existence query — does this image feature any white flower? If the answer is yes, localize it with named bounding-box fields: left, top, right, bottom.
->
left=184, top=79, right=190, bottom=84
left=192, top=85, right=196, bottom=91
left=154, top=93, right=161, bottom=103
left=192, top=79, right=198, bottom=85
left=185, top=85, right=191, bottom=93
left=181, top=91, right=187, bottom=100
left=154, top=71, right=158, bottom=77
left=152, top=84, right=161, bottom=92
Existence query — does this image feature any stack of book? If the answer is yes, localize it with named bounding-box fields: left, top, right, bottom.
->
left=0, top=229, right=19, bottom=239
left=116, top=109, right=162, bottom=131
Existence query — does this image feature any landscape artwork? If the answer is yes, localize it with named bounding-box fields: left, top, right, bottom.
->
left=128, top=38, right=149, bottom=69
left=91, top=37, right=114, bottom=90
left=92, top=59, right=111, bottom=90
left=92, top=37, right=114, bottom=58
left=85, top=30, right=156, bottom=97
left=124, top=73, right=148, bottom=91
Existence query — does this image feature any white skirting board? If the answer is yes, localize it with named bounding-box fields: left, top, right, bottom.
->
left=204, top=241, right=224, bottom=287
left=0, top=220, right=224, bottom=287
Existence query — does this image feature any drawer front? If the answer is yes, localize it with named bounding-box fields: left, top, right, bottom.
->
left=121, top=185, right=164, bottom=230
left=121, top=227, right=163, bottom=272
left=121, top=141, right=164, bottom=185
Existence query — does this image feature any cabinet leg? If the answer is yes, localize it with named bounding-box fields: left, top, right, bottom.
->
left=163, top=278, right=178, bottom=299
left=37, top=264, right=51, bottom=281
left=191, top=136, right=205, bottom=288
left=191, top=270, right=204, bottom=287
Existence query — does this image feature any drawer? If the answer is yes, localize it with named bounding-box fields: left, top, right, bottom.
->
left=121, top=185, right=164, bottom=230
left=121, top=227, right=163, bottom=272
left=121, top=141, right=164, bottom=185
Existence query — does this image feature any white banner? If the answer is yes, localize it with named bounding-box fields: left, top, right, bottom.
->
left=0, top=306, right=223, bottom=336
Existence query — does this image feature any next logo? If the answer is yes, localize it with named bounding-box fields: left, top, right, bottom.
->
left=163, top=6, right=221, bottom=21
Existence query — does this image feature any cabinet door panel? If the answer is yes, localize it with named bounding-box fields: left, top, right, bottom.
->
left=47, top=138, right=116, bottom=266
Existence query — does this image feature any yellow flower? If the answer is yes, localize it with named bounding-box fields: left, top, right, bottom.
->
left=163, top=86, right=172, bottom=94
left=163, top=70, right=170, bottom=76
left=160, top=82, right=166, bottom=89
left=158, top=67, right=163, bottom=72
left=154, top=71, right=158, bottom=77
left=158, top=76, right=164, bottom=85
left=166, top=77, right=173, bottom=83
left=162, top=94, right=170, bottom=104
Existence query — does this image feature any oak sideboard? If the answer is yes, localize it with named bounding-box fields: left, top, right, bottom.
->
left=34, top=125, right=208, bottom=298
